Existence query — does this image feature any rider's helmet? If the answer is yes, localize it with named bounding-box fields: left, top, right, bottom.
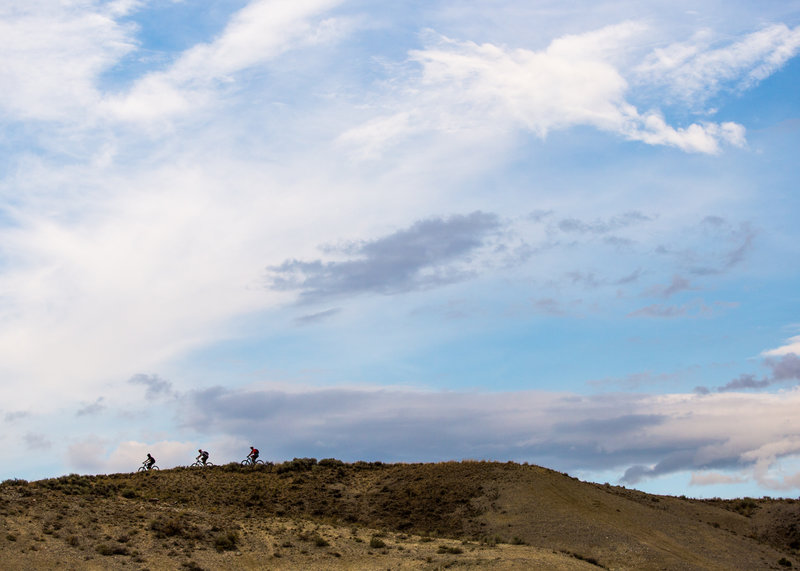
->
left=198, top=449, right=202, bottom=453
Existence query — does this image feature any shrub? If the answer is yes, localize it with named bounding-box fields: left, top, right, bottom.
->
left=276, top=458, right=318, bottom=473
left=778, top=558, right=792, bottom=568
left=95, top=543, right=128, bottom=556
left=437, top=545, right=463, bottom=554
left=731, top=498, right=759, bottom=516
left=369, top=536, right=386, bottom=549
left=213, top=531, right=238, bottom=552
left=2, top=478, right=28, bottom=487
left=149, top=517, right=185, bottom=538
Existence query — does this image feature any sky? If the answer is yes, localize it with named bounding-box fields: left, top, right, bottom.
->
left=1, top=0, right=799, bottom=499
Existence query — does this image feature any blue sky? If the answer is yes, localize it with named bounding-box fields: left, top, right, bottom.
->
left=1, top=0, right=800, bottom=499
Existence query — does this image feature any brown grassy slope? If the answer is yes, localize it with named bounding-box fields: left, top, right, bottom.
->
left=0, top=460, right=798, bottom=570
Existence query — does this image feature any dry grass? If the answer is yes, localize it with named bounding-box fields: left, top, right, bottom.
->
left=0, top=460, right=798, bottom=569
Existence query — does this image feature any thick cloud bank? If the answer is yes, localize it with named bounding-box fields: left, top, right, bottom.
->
left=176, top=384, right=800, bottom=490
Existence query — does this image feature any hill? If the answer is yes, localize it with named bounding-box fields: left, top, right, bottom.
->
left=1, top=459, right=799, bottom=569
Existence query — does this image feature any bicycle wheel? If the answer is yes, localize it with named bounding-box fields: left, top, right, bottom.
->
left=137, top=466, right=147, bottom=472
left=240, top=459, right=251, bottom=466
left=151, top=465, right=160, bottom=470
left=205, top=462, right=214, bottom=467
left=191, top=461, right=201, bottom=467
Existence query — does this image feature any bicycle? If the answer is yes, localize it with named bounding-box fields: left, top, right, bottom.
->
left=137, top=461, right=159, bottom=472
left=191, top=460, right=215, bottom=467
left=241, top=457, right=267, bottom=466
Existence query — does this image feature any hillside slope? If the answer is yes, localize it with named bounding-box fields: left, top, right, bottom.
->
left=1, top=460, right=798, bottom=569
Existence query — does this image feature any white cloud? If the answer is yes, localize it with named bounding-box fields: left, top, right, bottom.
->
left=689, top=471, right=747, bottom=487
left=66, top=438, right=199, bottom=474
left=762, top=335, right=800, bottom=357
left=636, top=24, right=800, bottom=104
left=341, top=23, right=748, bottom=156
left=409, top=26, right=635, bottom=138
left=625, top=113, right=745, bottom=154
left=0, top=0, right=349, bottom=125
left=0, top=171, right=275, bottom=402
left=0, top=0, right=137, bottom=121
left=103, top=0, right=347, bottom=122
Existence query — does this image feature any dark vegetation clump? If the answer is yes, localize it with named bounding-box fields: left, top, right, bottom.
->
left=438, top=545, right=463, bottom=554
left=95, top=543, right=128, bottom=556
left=276, top=457, right=318, bottom=474
left=149, top=515, right=203, bottom=541
left=731, top=498, right=759, bottom=517
left=149, top=517, right=186, bottom=538
left=213, top=531, right=238, bottom=552
left=2, top=478, right=28, bottom=486
left=297, top=529, right=328, bottom=547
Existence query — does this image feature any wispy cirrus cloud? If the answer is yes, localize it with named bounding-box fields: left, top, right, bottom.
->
left=636, top=23, right=800, bottom=105
left=646, top=275, right=695, bottom=298
left=0, top=0, right=349, bottom=125
left=627, top=299, right=737, bottom=319
left=129, top=373, right=174, bottom=401
left=76, top=397, right=106, bottom=417
left=556, top=211, right=652, bottom=235
left=295, top=308, right=342, bottom=325
left=103, top=0, right=348, bottom=122
left=654, top=218, right=756, bottom=276
left=0, top=0, right=137, bottom=121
